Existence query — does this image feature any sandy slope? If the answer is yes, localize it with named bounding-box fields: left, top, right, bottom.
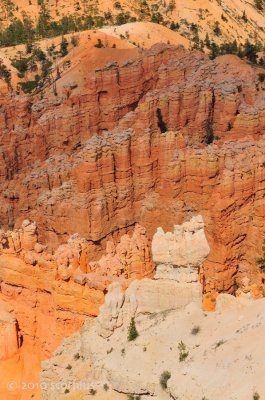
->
left=0, top=22, right=190, bottom=93
left=0, top=0, right=265, bottom=45
left=100, top=22, right=190, bottom=48
left=41, top=294, right=265, bottom=400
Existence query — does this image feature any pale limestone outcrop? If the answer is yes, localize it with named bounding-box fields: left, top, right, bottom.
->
left=0, top=301, right=19, bottom=360
left=97, top=216, right=208, bottom=338
left=97, top=282, right=125, bottom=338
left=152, top=215, right=210, bottom=282
left=98, top=277, right=202, bottom=338
left=41, top=295, right=265, bottom=400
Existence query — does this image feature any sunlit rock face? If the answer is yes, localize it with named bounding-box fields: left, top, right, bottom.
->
left=152, top=215, right=210, bottom=283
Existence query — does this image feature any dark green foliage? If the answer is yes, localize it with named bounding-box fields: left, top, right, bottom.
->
left=259, top=73, right=265, bottom=82
left=256, top=246, right=265, bottom=272
left=213, top=21, right=221, bottom=36
left=160, top=371, right=171, bottom=389
left=0, top=60, right=11, bottom=87
left=157, top=108, right=167, bottom=133
left=11, top=56, right=31, bottom=76
left=254, top=0, right=264, bottom=11
left=178, top=341, right=189, bottom=361
left=243, top=39, right=259, bottom=64
left=0, top=17, right=33, bottom=47
left=151, top=12, right=164, bottom=24
left=242, top=10, right=248, bottom=22
left=18, top=80, right=38, bottom=93
left=128, top=317, right=139, bottom=341
left=60, top=36, right=69, bottom=57
left=170, top=21, right=180, bottom=31
left=94, top=38, right=104, bottom=48
left=116, top=12, right=131, bottom=25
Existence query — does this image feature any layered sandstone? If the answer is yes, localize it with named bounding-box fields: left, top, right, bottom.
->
left=0, top=45, right=264, bottom=297
left=0, top=220, right=153, bottom=398
left=0, top=43, right=264, bottom=399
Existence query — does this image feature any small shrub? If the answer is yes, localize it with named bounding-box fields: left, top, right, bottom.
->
left=89, top=388, right=97, bottom=395
left=215, top=340, right=225, bottom=349
left=253, top=393, right=260, bottom=400
left=191, top=326, right=201, bottom=335
left=64, top=388, right=70, bottom=394
left=258, top=73, right=265, bottom=83
left=94, top=38, right=104, bottom=48
left=103, top=383, right=109, bottom=391
left=257, top=246, right=265, bottom=271
left=242, top=10, right=248, bottom=22
left=128, top=318, right=139, bottom=341
left=66, top=364, right=72, bottom=370
left=71, top=35, right=80, bottom=47
left=160, top=370, right=171, bottom=389
left=60, top=36, right=69, bottom=57
left=74, top=353, right=80, bottom=360
left=178, top=341, right=189, bottom=362
left=213, top=21, right=221, bottom=36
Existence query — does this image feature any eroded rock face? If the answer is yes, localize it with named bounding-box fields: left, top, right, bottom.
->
left=0, top=221, right=153, bottom=365
left=152, top=215, right=210, bottom=282
left=98, top=217, right=207, bottom=338
left=0, top=45, right=263, bottom=297
left=0, top=301, right=19, bottom=360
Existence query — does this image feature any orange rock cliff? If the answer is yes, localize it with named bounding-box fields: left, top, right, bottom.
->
left=0, top=44, right=264, bottom=396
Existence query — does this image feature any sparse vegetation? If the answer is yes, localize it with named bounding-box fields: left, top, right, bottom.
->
left=94, top=38, right=104, bottom=48
left=254, top=0, right=264, bottom=11
left=253, top=392, right=260, bottom=400
left=103, top=383, right=109, bottom=391
left=178, top=341, right=189, bottom=362
left=60, top=36, right=69, bottom=57
left=0, top=60, right=11, bottom=87
left=160, top=370, right=171, bottom=389
left=66, top=364, right=72, bottom=370
left=191, top=326, right=201, bottom=335
left=256, top=246, right=265, bottom=272
left=128, top=317, right=139, bottom=341
left=89, top=388, right=97, bottom=395
left=215, top=339, right=225, bottom=349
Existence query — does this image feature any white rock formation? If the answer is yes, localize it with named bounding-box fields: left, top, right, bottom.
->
left=0, top=301, right=19, bottom=360
left=152, top=215, right=210, bottom=281
left=97, top=216, right=209, bottom=338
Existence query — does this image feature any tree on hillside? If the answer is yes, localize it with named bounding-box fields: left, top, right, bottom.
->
left=257, top=246, right=265, bottom=272
left=60, top=36, right=69, bottom=57
left=254, top=0, right=264, bottom=11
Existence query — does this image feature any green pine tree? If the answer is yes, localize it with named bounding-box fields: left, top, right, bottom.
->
left=127, top=318, right=139, bottom=341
